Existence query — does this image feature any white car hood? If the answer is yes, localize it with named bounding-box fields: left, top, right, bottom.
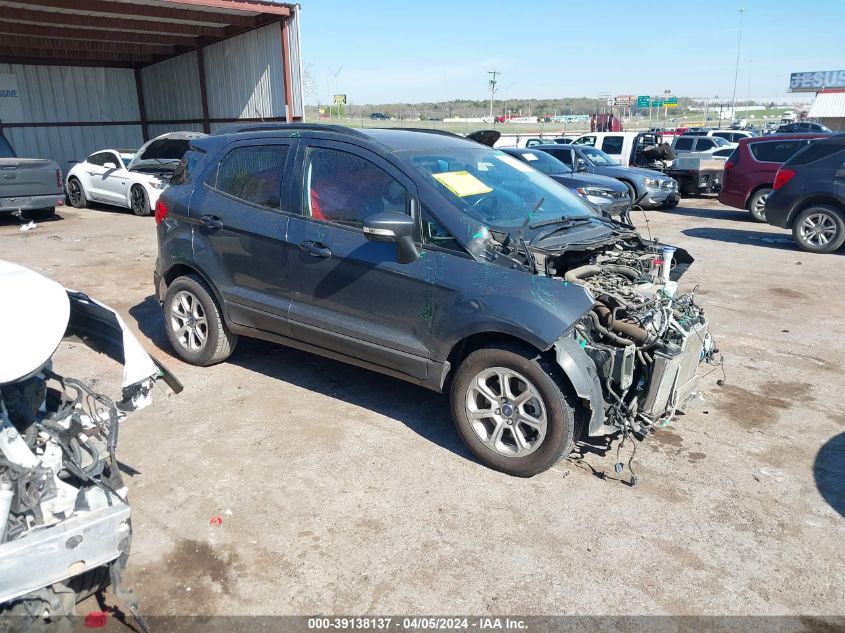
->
left=0, top=260, right=159, bottom=387
left=127, top=131, right=206, bottom=172
left=0, top=260, right=69, bottom=384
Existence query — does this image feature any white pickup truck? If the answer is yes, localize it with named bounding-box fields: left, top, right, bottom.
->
left=0, top=134, right=65, bottom=220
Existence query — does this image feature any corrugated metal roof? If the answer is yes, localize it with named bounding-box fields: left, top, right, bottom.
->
left=809, top=91, right=845, bottom=118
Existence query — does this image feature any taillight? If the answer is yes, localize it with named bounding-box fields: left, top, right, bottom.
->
left=55, top=168, right=62, bottom=187
left=773, top=168, right=796, bottom=190
left=154, top=199, right=168, bottom=224
left=724, top=159, right=735, bottom=171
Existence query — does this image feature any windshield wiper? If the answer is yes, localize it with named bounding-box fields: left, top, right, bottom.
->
left=529, top=215, right=593, bottom=230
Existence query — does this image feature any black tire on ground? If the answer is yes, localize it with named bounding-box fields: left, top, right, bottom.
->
left=163, top=274, right=237, bottom=366
left=660, top=197, right=679, bottom=210
left=67, top=177, right=86, bottom=209
left=24, top=207, right=56, bottom=220
left=130, top=185, right=151, bottom=216
left=747, top=187, right=771, bottom=223
left=791, top=204, right=845, bottom=254
left=450, top=343, right=576, bottom=477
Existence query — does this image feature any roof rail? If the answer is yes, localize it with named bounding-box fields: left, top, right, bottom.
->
left=388, top=127, right=465, bottom=139
left=212, top=122, right=368, bottom=138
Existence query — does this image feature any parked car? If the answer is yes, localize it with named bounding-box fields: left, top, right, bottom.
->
left=534, top=144, right=680, bottom=209
left=776, top=121, right=832, bottom=134
left=499, top=148, right=631, bottom=218
left=718, top=134, right=827, bottom=221
left=570, top=132, right=654, bottom=167
left=765, top=134, right=845, bottom=253
left=671, top=135, right=734, bottom=155
left=369, top=112, right=391, bottom=120
left=153, top=124, right=715, bottom=477
left=708, top=130, right=754, bottom=143
left=65, top=132, right=205, bottom=216
left=680, top=128, right=710, bottom=136
left=0, top=133, right=65, bottom=220
left=552, top=137, right=575, bottom=144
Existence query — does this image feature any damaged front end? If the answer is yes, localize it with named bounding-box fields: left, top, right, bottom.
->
left=0, top=260, right=180, bottom=621
left=538, top=232, right=717, bottom=439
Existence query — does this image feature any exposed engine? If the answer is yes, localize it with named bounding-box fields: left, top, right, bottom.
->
left=546, top=238, right=717, bottom=439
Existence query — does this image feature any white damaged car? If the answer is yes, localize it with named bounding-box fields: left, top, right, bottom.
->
left=0, top=260, right=181, bottom=623
left=66, top=131, right=205, bottom=216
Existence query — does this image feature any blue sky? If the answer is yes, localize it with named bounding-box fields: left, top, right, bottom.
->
left=298, top=0, right=844, bottom=105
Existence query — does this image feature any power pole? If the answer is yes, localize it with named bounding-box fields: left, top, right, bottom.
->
left=488, top=70, right=500, bottom=123
left=730, top=8, right=746, bottom=122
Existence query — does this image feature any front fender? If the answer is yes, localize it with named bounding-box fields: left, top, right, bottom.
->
left=554, top=333, right=606, bottom=435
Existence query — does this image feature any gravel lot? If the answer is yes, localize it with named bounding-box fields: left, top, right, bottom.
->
left=1, top=198, right=843, bottom=617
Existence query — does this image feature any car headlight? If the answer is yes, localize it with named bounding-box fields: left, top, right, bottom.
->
left=576, top=187, right=613, bottom=198
left=643, top=177, right=660, bottom=188
left=151, top=181, right=168, bottom=190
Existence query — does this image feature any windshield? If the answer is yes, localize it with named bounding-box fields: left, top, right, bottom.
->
left=711, top=136, right=730, bottom=147
left=507, top=150, right=569, bottom=175
left=401, top=147, right=596, bottom=229
left=579, top=147, right=619, bottom=166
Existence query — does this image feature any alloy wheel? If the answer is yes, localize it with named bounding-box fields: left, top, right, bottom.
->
left=799, top=213, right=838, bottom=248
left=131, top=187, right=145, bottom=214
left=465, top=367, right=547, bottom=458
left=68, top=180, right=82, bottom=206
left=169, top=290, right=208, bottom=352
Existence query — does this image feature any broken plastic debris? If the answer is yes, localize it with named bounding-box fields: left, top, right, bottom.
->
left=84, top=611, right=110, bottom=628
left=209, top=516, right=223, bottom=526
left=19, top=221, right=36, bottom=231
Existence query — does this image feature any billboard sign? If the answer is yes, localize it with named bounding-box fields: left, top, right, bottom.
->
left=0, top=73, right=23, bottom=123
left=332, top=93, right=347, bottom=105
left=789, top=70, right=845, bottom=92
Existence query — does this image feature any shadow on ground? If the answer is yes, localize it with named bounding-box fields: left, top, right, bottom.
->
left=682, top=227, right=802, bottom=250
left=664, top=205, right=752, bottom=222
left=814, top=433, right=845, bottom=517
left=128, top=295, right=475, bottom=465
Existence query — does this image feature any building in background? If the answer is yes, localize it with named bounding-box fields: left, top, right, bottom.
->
left=0, top=0, right=304, bottom=167
left=790, top=70, right=845, bottom=131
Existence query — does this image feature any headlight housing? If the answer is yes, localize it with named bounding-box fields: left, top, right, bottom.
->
left=151, top=181, right=168, bottom=190
left=643, top=177, right=660, bottom=188
left=576, top=187, right=614, bottom=198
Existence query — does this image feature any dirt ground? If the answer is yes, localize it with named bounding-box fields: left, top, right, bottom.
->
left=1, top=198, right=843, bottom=617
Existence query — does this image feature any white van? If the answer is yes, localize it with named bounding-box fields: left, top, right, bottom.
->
left=708, top=129, right=754, bottom=143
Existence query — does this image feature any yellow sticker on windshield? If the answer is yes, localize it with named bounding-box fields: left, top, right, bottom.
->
left=432, top=171, right=493, bottom=197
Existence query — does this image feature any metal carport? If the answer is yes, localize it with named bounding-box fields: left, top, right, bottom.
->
left=0, top=0, right=303, bottom=167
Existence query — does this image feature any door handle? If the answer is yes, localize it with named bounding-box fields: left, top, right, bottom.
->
left=200, top=214, right=224, bottom=230
left=299, top=240, right=332, bottom=258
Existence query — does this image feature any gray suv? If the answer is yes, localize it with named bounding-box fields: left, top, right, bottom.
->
left=154, top=125, right=715, bottom=477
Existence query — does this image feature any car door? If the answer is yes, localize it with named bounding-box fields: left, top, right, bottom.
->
left=95, top=151, right=131, bottom=206
left=285, top=139, right=435, bottom=381
left=189, top=138, right=296, bottom=337
left=81, top=152, right=109, bottom=201
left=599, top=135, right=625, bottom=165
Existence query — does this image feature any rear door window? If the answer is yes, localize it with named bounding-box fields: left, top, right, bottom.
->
left=601, top=136, right=624, bottom=155
left=673, top=137, right=694, bottom=151
left=573, top=135, right=596, bottom=147
left=211, top=145, right=289, bottom=210
left=750, top=141, right=803, bottom=163
left=695, top=138, right=716, bottom=151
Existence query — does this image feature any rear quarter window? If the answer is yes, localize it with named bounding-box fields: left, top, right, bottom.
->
left=787, top=142, right=845, bottom=166
left=750, top=141, right=803, bottom=163
left=171, top=146, right=207, bottom=185
left=210, top=145, right=289, bottom=210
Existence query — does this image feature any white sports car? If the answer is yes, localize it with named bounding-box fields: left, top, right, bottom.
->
left=65, top=131, right=205, bottom=216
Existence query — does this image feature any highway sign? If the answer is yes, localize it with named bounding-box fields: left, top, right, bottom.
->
left=637, top=95, right=650, bottom=108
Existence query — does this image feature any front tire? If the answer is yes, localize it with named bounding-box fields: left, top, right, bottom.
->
left=450, top=343, right=576, bottom=477
left=791, top=205, right=845, bottom=253
left=67, top=177, right=86, bottom=208
left=130, top=185, right=151, bottom=216
left=163, top=274, right=237, bottom=365
left=747, top=187, right=771, bottom=222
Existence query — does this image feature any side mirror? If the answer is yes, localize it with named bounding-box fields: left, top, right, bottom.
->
left=575, top=160, right=588, bottom=172
left=362, top=211, right=419, bottom=264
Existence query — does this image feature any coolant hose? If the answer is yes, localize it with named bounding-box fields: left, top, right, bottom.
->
left=565, top=264, right=639, bottom=284
left=587, top=308, right=636, bottom=347
left=593, top=303, right=653, bottom=346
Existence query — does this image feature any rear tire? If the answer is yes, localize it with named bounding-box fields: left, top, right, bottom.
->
left=163, top=274, right=237, bottom=365
left=747, top=187, right=771, bottom=222
left=791, top=204, right=845, bottom=253
left=450, top=343, right=576, bottom=477
left=67, top=177, right=86, bottom=209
